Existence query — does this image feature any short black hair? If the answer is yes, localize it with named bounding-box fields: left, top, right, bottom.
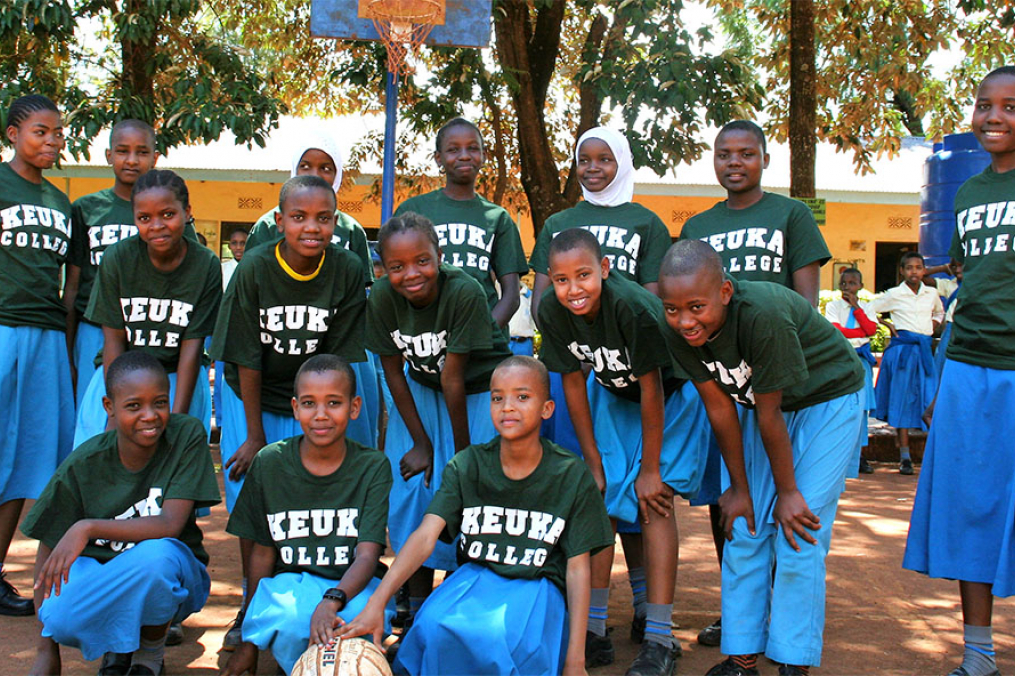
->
left=133, top=169, right=190, bottom=209
left=840, top=267, right=862, bottom=282
left=982, top=66, right=1015, bottom=86
left=660, top=239, right=725, bottom=284
left=110, top=119, right=156, bottom=148
left=493, top=355, right=551, bottom=400
left=278, top=174, right=336, bottom=212
left=105, top=351, right=169, bottom=399
left=295, top=354, right=357, bottom=398
left=229, top=227, right=249, bottom=238
left=377, top=212, right=439, bottom=262
left=900, top=251, right=925, bottom=267
left=5, top=94, right=59, bottom=136
left=435, top=117, right=483, bottom=153
left=547, top=227, right=602, bottom=264
left=716, top=120, right=767, bottom=154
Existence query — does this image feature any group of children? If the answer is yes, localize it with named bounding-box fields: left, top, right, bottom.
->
left=0, top=65, right=1012, bottom=676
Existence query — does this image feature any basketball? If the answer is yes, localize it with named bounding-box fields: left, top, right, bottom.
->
left=290, top=638, right=392, bottom=676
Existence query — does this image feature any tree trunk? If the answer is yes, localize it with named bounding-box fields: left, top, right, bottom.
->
left=788, top=0, right=816, bottom=198
left=119, top=0, right=156, bottom=121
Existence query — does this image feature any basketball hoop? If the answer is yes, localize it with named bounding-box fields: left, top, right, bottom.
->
left=366, top=0, right=441, bottom=76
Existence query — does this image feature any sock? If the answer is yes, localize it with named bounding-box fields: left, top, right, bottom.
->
left=408, top=596, right=425, bottom=622
left=588, top=588, right=609, bottom=637
left=628, top=567, right=647, bottom=620
left=131, top=634, right=166, bottom=673
left=732, top=654, right=757, bottom=671
left=644, top=603, right=673, bottom=648
left=961, top=624, right=997, bottom=676
left=900, top=446, right=912, bottom=461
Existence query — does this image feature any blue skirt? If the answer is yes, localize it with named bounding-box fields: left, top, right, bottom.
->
left=541, top=371, right=582, bottom=457
left=385, top=377, right=495, bottom=571
left=726, top=392, right=862, bottom=523
left=243, top=572, right=393, bottom=675
left=73, top=321, right=104, bottom=411
left=351, top=359, right=381, bottom=449
left=39, top=538, right=209, bottom=661
left=0, top=325, right=75, bottom=502
left=588, top=380, right=709, bottom=523
left=73, top=363, right=212, bottom=449
left=689, top=432, right=723, bottom=507
left=934, top=322, right=952, bottom=384
left=904, top=360, right=1015, bottom=597
left=394, top=563, right=567, bottom=676
left=874, top=338, right=935, bottom=430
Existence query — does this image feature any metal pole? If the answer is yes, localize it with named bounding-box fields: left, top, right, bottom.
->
left=380, top=71, right=399, bottom=224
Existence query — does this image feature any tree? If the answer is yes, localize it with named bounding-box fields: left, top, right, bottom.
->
left=0, top=0, right=285, bottom=158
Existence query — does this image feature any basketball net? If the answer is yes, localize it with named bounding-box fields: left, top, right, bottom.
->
left=366, top=0, right=441, bottom=76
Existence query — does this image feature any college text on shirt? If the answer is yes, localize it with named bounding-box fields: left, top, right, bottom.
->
left=390, top=329, right=447, bottom=374
left=552, top=225, right=641, bottom=275
left=705, top=358, right=755, bottom=405
left=0, top=204, right=71, bottom=254
left=956, top=201, right=1015, bottom=258
left=88, top=224, right=137, bottom=264
left=259, top=305, right=335, bottom=356
left=435, top=222, right=496, bottom=272
left=567, top=341, right=636, bottom=389
left=267, top=508, right=360, bottom=567
left=700, top=228, right=785, bottom=274
left=120, top=297, right=195, bottom=347
left=461, top=505, right=565, bottom=568
left=92, top=487, right=164, bottom=553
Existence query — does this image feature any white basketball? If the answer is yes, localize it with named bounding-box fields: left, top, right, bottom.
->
left=290, top=637, right=393, bottom=676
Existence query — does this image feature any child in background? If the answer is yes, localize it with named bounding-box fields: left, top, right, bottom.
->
left=365, top=212, right=512, bottom=627
left=221, top=355, right=392, bottom=676
left=538, top=229, right=708, bottom=676
left=923, top=260, right=963, bottom=380
left=903, top=65, right=1015, bottom=676
left=214, top=227, right=248, bottom=434
left=74, top=170, right=221, bottom=447
left=658, top=240, right=864, bottom=676
left=0, top=94, right=76, bottom=617
left=824, top=268, right=878, bottom=474
left=679, top=120, right=831, bottom=646
left=339, top=356, right=613, bottom=676
left=528, top=127, right=672, bottom=645
left=870, top=251, right=943, bottom=475
left=395, top=117, right=528, bottom=329
left=22, top=352, right=220, bottom=676
left=66, top=119, right=161, bottom=409
left=211, top=176, right=373, bottom=648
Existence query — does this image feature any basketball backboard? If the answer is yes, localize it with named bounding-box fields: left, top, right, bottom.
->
left=310, top=0, right=492, bottom=48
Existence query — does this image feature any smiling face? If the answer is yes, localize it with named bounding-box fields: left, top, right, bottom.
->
left=296, top=148, right=339, bottom=188
left=659, top=270, right=733, bottom=347
left=228, top=229, right=248, bottom=262
left=106, top=126, right=158, bottom=189
left=103, top=368, right=171, bottom=456
left=436, top=124, right=484, bottom=187
left=275, top=185, right=336, bottom=273
left=713, top=128, right=769, bottom=200
left=973, top=72, right=1015, bottom=173
left=133, top=186, right=190, bottom=258
left=548, top=245, right=608, bottom=321
left=490, top=364, right=554, bottom=442
left=382, top=229, right=441, bottom=307
left=6, top=109, right=64, bottom=176
left=576, top=138, right=619, bottom=193
left=292, top=370, right=360, bottom=450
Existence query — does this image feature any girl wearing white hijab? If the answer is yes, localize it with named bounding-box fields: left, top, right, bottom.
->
left=527, top=126, right=677, bottom=671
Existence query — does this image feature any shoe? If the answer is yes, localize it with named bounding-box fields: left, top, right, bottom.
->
left=900, top=458, right=915, bottom=475
left=859, top=457, right=874, bottom=474
left=165, top=621, right=183, bottom=646
left=706, top=657, right=760, bottom=676
left=631, top=614, right=646, bottom=643
left=948, top=668, right=1000, bottom=676
left=779, top=665, right=810, bottom=676
left=625, top=640, right=679, bottom=676
left=97, top=652, right=132, bottom=676
left=0, top=571, right=34, bottom=616
left=124, top=663, right=164, bottom=676
left=221, top=608, right=245, bottom=651
left=585, top=629, right=615, bottom=668
left=385, top=616, right=412, bottom=665
left=697, top=617, right=722, bottom=646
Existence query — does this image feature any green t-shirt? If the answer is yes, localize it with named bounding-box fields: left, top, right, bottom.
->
left=84, top=235, right=221, bottom=372
left=20, top=415, right=220, bottom=565
left=210, top=243, right=367, bottom=414
left=426, top=437, right=613, bottom=593
left=948, top=166, right=1015, bottom=369
left=68, top=188, right=198, bottom=318
left=226, top=436, right=391, bottom=580
left=246, top=207, right=373, bottom=287
left=529, top=201, right=672, bottom=284
left=538, top=275, right=682, bottom=402
left=679, top=192, right=830, bottom=287
left=661, top=279, right=864, bottom=411
left=365, top=264, right=512, bottom=393
left=395, top=190, right=528, bottom=310
left=0, top=162, right=75, bottom=331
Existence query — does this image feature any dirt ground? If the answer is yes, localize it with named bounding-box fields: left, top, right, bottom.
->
left=2, top=455, right=1011, bottom=676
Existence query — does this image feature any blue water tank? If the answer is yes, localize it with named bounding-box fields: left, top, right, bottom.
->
left=920, top=132, right=991, bottom=268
